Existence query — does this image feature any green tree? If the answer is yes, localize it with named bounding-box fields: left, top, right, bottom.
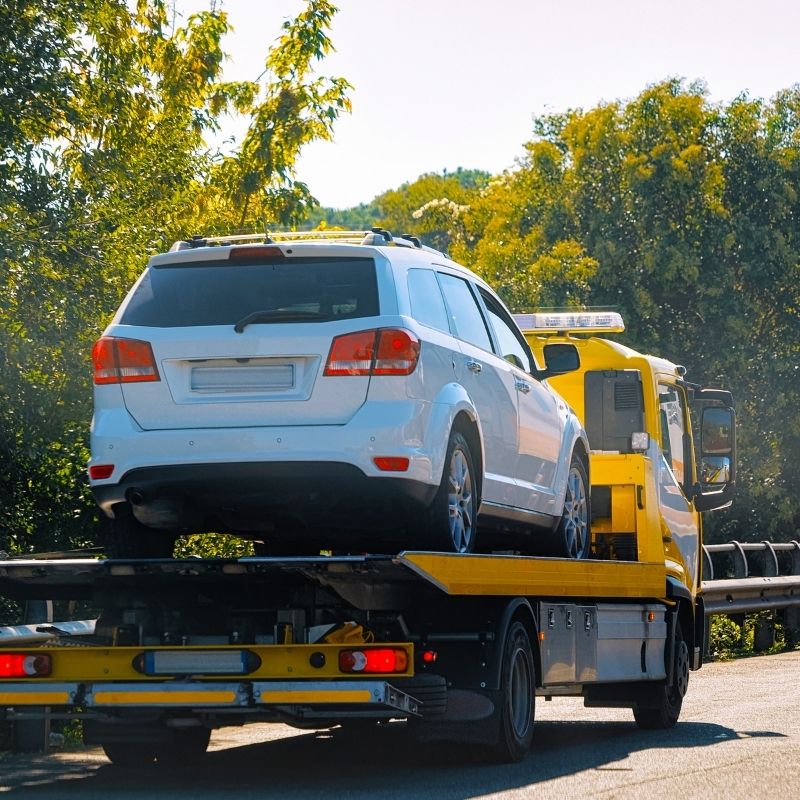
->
left=0, top=1, right=350, bottom=554
left=454, top=80, right=800, bottom=542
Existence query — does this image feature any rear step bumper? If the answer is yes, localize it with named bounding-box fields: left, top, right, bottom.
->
left=0, top=680, right=420, bottom=715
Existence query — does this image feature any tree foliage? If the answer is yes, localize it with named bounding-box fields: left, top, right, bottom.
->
left=0, top=0, right=350, bottom=553
left=451, top=80, right=800, bottom=542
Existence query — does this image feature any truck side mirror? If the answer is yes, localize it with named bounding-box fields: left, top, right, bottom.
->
left=541, top=343, right=579, bottom=378
left=694, top=405, right=736, bottom=511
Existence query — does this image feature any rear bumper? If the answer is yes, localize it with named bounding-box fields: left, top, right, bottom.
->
left=92, top=461, right=437, bottom=533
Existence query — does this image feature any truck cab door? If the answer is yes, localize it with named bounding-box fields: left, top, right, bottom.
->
left=656, top=382, right=700, bottom=592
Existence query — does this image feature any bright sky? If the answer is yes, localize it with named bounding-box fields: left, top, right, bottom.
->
left=181, top=0, right=800, bottom=209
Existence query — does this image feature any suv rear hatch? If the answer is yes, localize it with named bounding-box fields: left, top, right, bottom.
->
left=113, top=251, right=379, bottom=430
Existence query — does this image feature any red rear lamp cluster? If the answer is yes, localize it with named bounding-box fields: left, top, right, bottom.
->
left=338, top=648, right=409, bottom=674
left=89, top=464, right=115, bottom=480
left=324, top=329, right=420, bottom=376
left=0, top=653, right=52, bottom=678
left=93, top=337, right=160, bottom=385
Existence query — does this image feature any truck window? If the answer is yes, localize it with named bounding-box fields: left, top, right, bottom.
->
left=658, top=384, right=687, bottom=485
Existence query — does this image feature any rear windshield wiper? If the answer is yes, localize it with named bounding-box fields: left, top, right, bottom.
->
left=234, top=309, right=328, bottom=333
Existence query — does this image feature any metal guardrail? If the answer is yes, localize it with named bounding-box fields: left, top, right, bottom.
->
left=701, top=540, right=800, bottom=615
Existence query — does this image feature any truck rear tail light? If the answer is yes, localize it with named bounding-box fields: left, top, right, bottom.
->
left=89, top=464, right=115, bottom=480
left=338, top=648, right=409, bottom=674
left=132, top=649, right=261, bottom=676
left=324, top=329, right=420, bottom=377
left=93, top=337, right=160, bottom=384
left=0, top=653, right=52, bottom=678
left=373, top=457, right=410, bottom=472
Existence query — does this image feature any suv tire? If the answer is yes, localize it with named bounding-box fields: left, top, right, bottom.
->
left=104, top=505, right=176, bottom=559
left=424, top=431, right=478, bottom=553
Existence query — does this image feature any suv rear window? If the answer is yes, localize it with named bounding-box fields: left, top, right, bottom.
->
left=120, top=257, right=379, bottom=327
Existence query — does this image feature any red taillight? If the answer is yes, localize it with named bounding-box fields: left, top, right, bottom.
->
left=324, top=331, right=377, bottom=376
left=0, top=653, right=52, bottom=678
left=373, top=457, right=410, bottom=472
left=338, top=648, right=409, bottom=674
left=89, top=464, right=114, bottom=480
left=92, top=337, right=160, bottom=385
left=324, top=329, right=419, bottom=377
left=373, top=329, right=420, bottom=375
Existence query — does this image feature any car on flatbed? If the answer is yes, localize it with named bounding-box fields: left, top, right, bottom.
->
left=89, top=230, right=590, bottom=559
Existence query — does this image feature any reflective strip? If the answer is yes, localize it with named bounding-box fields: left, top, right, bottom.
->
left=0, top=691, right=70, bottom=704
left=261, top=690, right=372, bottom=704
left=92, top=690, right=237, bottom=705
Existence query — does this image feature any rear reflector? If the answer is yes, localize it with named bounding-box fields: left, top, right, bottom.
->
left=373, top=457, right=410, bottom=472
left=338, top=648, right=409, bottom=674
left=93, top=337, right=160, bottom=384
left=89, top=464, right=114, bottom=480
left=132, top=649, right=261, bottom=676
left=0, top=653, right=52, bottom=678
left=324, top=329, right=419, bottom=377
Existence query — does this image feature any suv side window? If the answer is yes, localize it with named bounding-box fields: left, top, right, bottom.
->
left=407, top=268, right=450, bottom=333
left=478, top=289, right=533, bottom=373
left=437, top=273, right=493, bottom=351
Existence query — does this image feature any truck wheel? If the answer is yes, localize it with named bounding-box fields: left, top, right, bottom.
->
left=425, top=431, right=477, bottom=553
left=102, top=741, right=157, bottom=767
left=555, top=455, right=590, bottom=559
left=490, top=620, right=535, bottom=762
left=105, top=505, right=175, bottom=559
left=156, top=726, right=211, bottom=766
left=633, top=620, right=689, bottom=729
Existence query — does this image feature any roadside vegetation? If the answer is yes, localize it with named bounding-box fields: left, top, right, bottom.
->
left=0, top=1, right=798, bottom=561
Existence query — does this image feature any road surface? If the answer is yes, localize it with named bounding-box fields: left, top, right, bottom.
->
left=0, top=650, right=797, bottom=799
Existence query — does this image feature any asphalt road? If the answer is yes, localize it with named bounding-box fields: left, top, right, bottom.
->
left=1, top=650, right=798, bottom=799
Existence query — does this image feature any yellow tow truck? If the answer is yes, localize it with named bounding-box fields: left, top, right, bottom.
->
left=0, top=312, right=735, bottom=765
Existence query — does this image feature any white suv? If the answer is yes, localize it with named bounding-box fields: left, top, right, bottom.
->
left=89, top=230, right=590, bottom=558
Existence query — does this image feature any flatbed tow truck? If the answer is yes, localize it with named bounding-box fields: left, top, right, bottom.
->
left=0, top=312, right=736, bottom=764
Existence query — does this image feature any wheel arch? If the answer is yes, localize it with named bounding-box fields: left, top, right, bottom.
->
left=487, top=598, right=540, bottom=690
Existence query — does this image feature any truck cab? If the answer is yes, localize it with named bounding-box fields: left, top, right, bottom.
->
left=517, top=310, right=736, bottom=660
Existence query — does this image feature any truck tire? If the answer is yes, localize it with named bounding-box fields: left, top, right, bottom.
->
left=105, top=505, right=175, bottom=559
left=489, top=620, right=535, bottom=762
left=102, top=741, right=157, bottom=767
left=156, top=726, right=211, bottom=765
left=633, top=620, right=689, bottom=729
left=424, top=431, right=478, bottom=553
left=554, top=454, right=590, bottom=559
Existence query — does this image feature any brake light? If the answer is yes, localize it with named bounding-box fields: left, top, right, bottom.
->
left=0, top=653, right=52, bottom=678
left=324, top=329, right=419, bottom=377
left=93, top=337, right=160, bottom=384
left=373, top=329, right=420, bottom=375
left=229, top=245, right=285, bottom=262
left=338, top=647, right=409, bottom=674
left=89, top=464, right=114, bottom=480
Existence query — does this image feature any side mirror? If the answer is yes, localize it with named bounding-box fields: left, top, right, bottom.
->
left=694, top=405, right=736, bottom=511
left=541, top=343, right=579, bottom=377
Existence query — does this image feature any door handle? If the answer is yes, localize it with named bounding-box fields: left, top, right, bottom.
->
left=466, top=360, right=482, bottom=374
left=515, top=379, right=531, bottom=394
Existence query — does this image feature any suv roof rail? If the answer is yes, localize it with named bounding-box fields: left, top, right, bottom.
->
left=169, top=230, right=448, bottom=258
